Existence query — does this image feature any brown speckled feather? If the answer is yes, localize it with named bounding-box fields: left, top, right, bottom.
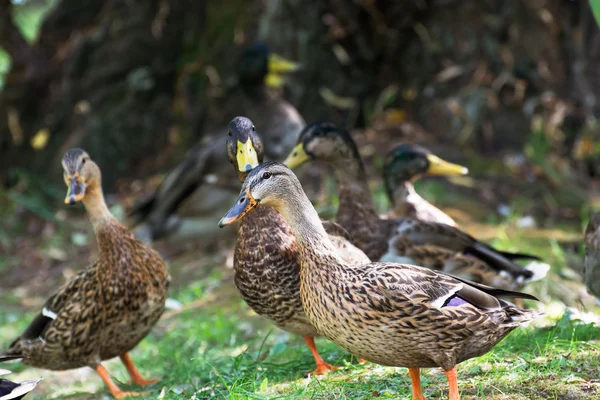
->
left=5, top=220, right=169, bottom=370
left=3, top=150, right=169, bottom=375
left=288, top=123, right=544, bottom=291
left=229, top=162, right=541, bottom=380
left=234, top=192, right=369, bottom=337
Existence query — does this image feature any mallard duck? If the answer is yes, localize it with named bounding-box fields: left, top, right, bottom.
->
left=219, top=162, right=541, bottom=400
left=383, top=143, right=468, bottom=226
left=585, top=213, right=600, bottom=297
left=0, top=364, right=41, bottom=400
left=225, top=116, right=369, bottom=375
left=130, top=43, right=304, bottom=242
left=0, top=149, right=170, bottom=399
left=283, top=122, right=548, bottom=290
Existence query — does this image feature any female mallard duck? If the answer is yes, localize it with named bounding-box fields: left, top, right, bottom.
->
left=219, top=162, right=541, bottom=400
left=283, top=122, right=547, bottom=290
left=383, top=144, right=468, bottom=226
left=225, top=117, right=369, bottom=375
left=585, top=213, right=600, bottom=297
left=130, top=43, right=304, bottom=242
left=0, top=364, right=41, bottom=400
left=0, top=149, right=170, bottom=399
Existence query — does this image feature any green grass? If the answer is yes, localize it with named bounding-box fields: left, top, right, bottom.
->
left=1, top=266, right=599, bottom=400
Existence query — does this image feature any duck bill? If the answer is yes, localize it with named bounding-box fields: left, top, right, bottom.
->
left=265, top=54, right=300, bottom=89
left=219, top=189, right=260, bottom=227
left=283, top=143, right=310, bottom=170
left=64, top=175, right=86, bottom=205
left=268, top=53, right=300, bottom=74
left=426, top=154, right=468, bottom=176
left=236, top=139, right=259, bottom=172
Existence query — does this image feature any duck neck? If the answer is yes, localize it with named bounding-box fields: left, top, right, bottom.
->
left=274, top=189, right=339, bottom=264
left=82, top=182, right=116, bottom=233
left=241, top=82, right=269, bottom=101
left=390, top=181, right=422, bottom=214
left=335, top=157, right=379, bottom=224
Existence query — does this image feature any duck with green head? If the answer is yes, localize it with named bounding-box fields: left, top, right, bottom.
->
left=283, top=122, right=548, bottom=291
left=219, top=161, right=541, bottom=400
left=1, top=149, right=170, bottom=399
left=224, top=116, right=368, bottom=376
left=383, top=144, right=468, bottom=226
left=130, top=42, right=304, bottom=242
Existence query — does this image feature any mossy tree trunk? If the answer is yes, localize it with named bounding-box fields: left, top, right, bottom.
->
left=0, top=0, right=205, bottom=189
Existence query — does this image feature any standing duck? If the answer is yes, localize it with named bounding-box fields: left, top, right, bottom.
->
left=130, top=43, right=304, bottom=242
left=219, top=162, right=541, bottom=400
left=0, top=149, right=170, bottom=399
left=225, top=117, right=369, bottom=375
left=283, top=122, right=548, bottom=290
left=383, top=144, right=468, bottom=226
left=585, top=213, right=600, bottom=297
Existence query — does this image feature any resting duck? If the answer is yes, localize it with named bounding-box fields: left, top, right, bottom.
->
left=283, top=122, right=548, bottom=290
left=225, top=117, right=368, bottom=375
left=585, top=213, right=600, bottom=297
left=0, top=363, right=40, bottom=400
left=0, top=149, right=170, bottom=399
left=130, top=43, right=304, bottom=242
left=383, top=143, right=468, bottom=226
left=219, top=162, right=541, bottom=400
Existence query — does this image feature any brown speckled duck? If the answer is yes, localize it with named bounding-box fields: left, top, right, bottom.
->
left=0, top=149, right=170, bottom=399
left=219, top=162, right=541, bottom=400
left=283, top=122, right=548, bottom=291
left=383, top=143, right=468, bottom=226
left=224, top=117, right=369, bottom=375
left=585, top=213, right=600, bottom=297
left=129, top=43, right=304, bottom=242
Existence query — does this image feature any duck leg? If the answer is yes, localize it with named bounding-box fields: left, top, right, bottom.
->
left=444, top=366, right=460, bottom=400
left=408, top=368, right=428, bottom=400
left=95, top=364, right=147, bottom=399
left=303, top=336, right=338, bottom=376
left=119, top=353, right=159, bottom=386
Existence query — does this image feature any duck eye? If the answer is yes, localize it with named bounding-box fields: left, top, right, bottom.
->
left=262, top=172, right=272, bottom=179
left=81, top=158, right=87, bottom=165
left=252, top=126, right=256, bottom=131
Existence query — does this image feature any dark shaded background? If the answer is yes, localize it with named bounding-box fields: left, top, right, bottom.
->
left=1, top=0, right=598, bottom=191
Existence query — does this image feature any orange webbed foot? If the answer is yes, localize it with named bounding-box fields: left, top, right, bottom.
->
left=130, top=377, right=159, bottom=387
left=306, top=362, right=339, bottom=377
left=119, top=353, right=159, bottom=387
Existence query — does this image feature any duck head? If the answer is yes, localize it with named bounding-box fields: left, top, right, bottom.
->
left=226, top=116, right=264, bottom=179
left=61, top=148, right=101, bottom=205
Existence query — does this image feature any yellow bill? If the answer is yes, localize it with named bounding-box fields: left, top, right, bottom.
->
left=283, top=143, right=310, bottom=170
left=236, top=139, right=259, bottom=173
left=426, top=154, right=468, bottom=176
left=265, top=54, right=300, bottom=89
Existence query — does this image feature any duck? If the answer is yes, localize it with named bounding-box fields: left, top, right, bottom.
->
left=219, top=161, right=541, bottom=400
left=584, top=213, right=600, bottom=297
left=0, top=363, right=41, bottom=400
left=129, top=43, right=304, bottom=242
left=282, top=121, right=548, bottom=291
left=382, top=143, right=468, bottom=226
left=0, top=149, right=170, bottom=399
left=225, top=116, right=369, bottom=375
